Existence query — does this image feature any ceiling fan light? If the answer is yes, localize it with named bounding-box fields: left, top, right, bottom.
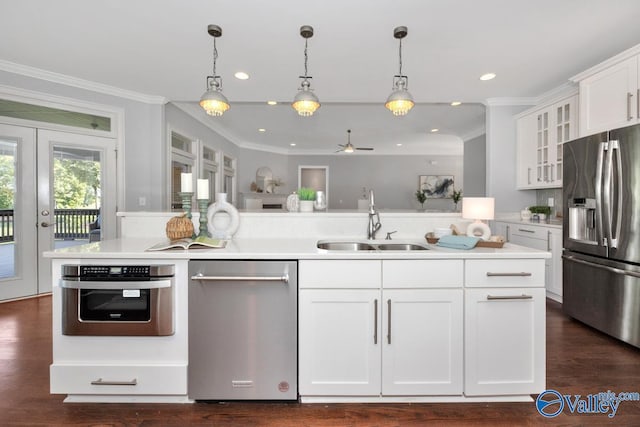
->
left=292, top=83, right=321, bottom=116
left=199, top=88, right=230, bottom=116
left=344, top=143, right=354, bottom=153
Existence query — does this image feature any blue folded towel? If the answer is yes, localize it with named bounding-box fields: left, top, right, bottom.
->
left=436, top=235, right=480, bottom=250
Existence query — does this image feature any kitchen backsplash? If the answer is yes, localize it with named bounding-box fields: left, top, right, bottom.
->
left=536, top=188, right=563, bottom=219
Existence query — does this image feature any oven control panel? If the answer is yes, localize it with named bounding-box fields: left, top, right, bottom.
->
left=62, top=265, right=174, bottom=280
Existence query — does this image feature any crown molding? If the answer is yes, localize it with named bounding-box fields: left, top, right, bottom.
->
left=461, top=126, right=486, bottom=142
left=0, top=60, right=167, bottom=105
left=484, top=97, right=538, bottom=107
left=570, top=43, right=640, bottom=82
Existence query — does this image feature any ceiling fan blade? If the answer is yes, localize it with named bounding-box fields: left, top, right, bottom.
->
left=355, top=147, right=374, bottom=150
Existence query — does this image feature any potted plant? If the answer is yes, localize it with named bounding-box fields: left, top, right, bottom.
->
left=298, top=187, right=316, bottom=212
left=452, top=189, right=462, bottom=211
left=528, top=205, right=551, bottom=221
left=415, top=189, right=427, bottom=210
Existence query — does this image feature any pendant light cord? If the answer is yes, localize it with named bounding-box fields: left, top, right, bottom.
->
left=212, top=37, right=218, bottom=78
left=398, top=38, right=403, bottom=75
left=303, top=38, right=309, bottom=79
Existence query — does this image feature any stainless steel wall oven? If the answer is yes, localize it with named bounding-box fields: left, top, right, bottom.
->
left=61, top=265, right=175, bottom=336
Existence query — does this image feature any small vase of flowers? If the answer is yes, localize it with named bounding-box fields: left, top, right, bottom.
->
left=415, top=189, right=427, bottom=210
left=452, top=189, right=463, bottom=211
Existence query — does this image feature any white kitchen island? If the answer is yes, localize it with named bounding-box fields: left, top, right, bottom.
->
left=46, top=232, right=549, bottom=404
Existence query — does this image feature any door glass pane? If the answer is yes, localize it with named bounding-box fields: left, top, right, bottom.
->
left=52, top=146, right=101, bottom=248
left=0, top=139, right=16, bottom=279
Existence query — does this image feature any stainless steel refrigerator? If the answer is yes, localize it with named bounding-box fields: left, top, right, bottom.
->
left=563, top=123, right=640, bottom=348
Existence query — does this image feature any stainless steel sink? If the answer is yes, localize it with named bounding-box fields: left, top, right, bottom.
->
left=377, top=243, right=429, bottom=251
left=317, top=242, right=377, bottom=251
left=317, top=241, right=428, bottom=251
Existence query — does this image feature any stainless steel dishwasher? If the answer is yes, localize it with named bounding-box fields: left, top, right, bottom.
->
left=188, top=260, right=297, bottom=400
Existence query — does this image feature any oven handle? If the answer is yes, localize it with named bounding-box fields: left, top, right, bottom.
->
left=59, top=279, right=173, bottom=290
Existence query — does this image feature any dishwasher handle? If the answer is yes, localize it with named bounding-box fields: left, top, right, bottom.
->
left=191, top=273, right=289, bottom=284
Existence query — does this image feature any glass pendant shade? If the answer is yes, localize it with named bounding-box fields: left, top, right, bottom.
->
left=200, top=86, right=230, bottom=117
left=292, top=80, right=320, bottom=117
left=385, top=85, right=415, bottom=116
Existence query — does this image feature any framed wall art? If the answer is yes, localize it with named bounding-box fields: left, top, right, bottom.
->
left=419, top=175, right=454, bottom=198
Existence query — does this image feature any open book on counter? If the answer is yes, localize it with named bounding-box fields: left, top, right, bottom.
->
left=146, top=236, right=227, bottom=251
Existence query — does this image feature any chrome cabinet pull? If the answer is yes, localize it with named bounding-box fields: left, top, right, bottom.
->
left=506, top=225, right=510, bottom=242
left=628, top=92, right=633, bottom=121
left=40, top=221, right=57, bottom=227
left=517, top=228, right=535, bottom=233
left=487, top=295, right=533, bottom=300
left=527, top=167, right=531, bottom=185
left=387, top=299, right=392, bottom=345
left=547, top=230, right=551, bottom=251
left=191, top=274, right=289, bottom=284
left=637, top=89, right=639, bottom=119
left=91, top=378, right=137, bottom=386
left=373, top=299, right=378, bottom=345
left=486, top=272, right=532, bottom=277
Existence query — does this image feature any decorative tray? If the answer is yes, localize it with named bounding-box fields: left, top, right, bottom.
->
left=425, top=232, right=505, bottom=248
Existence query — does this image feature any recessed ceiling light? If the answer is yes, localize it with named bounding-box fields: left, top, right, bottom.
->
left=396, top=143, right=403, bottom=147
left=450, top=101, right=462, bottom=106
left=290, top=143, right=296, bottom=146
left=431, top=128, right=439, bottom=133
left=479, top=73, right=496, bottom=81
left=267, top=101, right=278, bottom=106
left=258, top=128, right=266, bottom=132
left=234, top=71, right=249, bottom=80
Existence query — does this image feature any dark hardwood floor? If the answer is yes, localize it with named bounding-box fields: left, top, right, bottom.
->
left=0, top=296, right=639, bottom=426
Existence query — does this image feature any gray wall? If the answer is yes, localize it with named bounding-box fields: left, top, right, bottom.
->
left=287, top=154, right=464, bottom=210
left=0, top=70, right=165, bottom=211
left=237, top=147, right=290, bottom=195
left=463, top=134, right=486, bottom=197
left=485, top=104, right=536, bottom=213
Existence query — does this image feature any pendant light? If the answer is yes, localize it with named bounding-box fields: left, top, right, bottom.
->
left=385, top=26, right=414, bottom=116
left=199, top=24, right=230, bottom=116
left=292, top=25, right=320, bottom=117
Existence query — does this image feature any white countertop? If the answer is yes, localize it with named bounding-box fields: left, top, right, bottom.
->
left=44, top=237, right=551, bottom=260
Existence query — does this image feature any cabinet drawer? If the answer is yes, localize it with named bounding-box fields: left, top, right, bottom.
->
left=510, top=224, right=548, bottom=241
left=465, top=259, right=545, bottom=287
left=50, top=364, right=187, bottom=395
left=299, top=260, right=381, bottom=289
left=383, top=260, right=463, bottom=288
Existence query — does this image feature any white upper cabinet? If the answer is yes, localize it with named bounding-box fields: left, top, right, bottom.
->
left=516, top=94, right=577, bottom=189
left=572, top=46, right=640, bottom=136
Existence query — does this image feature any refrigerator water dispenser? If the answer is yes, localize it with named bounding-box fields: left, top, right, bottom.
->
left=568, top=198, right=597, bottom=243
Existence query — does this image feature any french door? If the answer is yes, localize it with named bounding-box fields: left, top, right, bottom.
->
left=0, top=124, right=116, bottom=300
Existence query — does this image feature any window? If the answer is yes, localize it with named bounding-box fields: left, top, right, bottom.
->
left=170, top=131, right=196, bottom=210
left=222, top=154, right=236, bottom=205
left=201, top=145, right=218, bottom=203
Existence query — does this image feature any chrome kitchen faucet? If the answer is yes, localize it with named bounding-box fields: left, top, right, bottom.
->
left=367, top=189, right=382, bottom=240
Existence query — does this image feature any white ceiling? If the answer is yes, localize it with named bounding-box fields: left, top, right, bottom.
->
left=1, top=0, right=640, bottom=153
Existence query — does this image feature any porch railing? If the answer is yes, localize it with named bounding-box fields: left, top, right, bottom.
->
left=0, top=208, right=99, bottom=242
left=0, top=209, right=13, bottom=243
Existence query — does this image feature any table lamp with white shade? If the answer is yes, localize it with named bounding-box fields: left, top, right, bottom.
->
left=462, top=197, right=495, bottom=240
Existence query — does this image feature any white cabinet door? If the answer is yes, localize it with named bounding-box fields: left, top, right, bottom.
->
left=516, top=95, right=577, bottom=189
left=381, top=289, right=463, bottom=395
left=299, top=289, right=381, bottom=396
left=464, top=287, right=546, bottom=396
left=516, top=113, right=538, bottom=189
left=579, top=56, right=638, bottom=136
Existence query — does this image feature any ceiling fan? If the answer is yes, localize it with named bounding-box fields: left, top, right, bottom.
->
left=336, top=129, right=374, bottom=153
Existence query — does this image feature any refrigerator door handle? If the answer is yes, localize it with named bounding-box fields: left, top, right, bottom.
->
left=610, top=140, right=623, bottom=249
left=595, top=141, right=607, bottom=246
left=563, top=254, right=640, bottom=279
